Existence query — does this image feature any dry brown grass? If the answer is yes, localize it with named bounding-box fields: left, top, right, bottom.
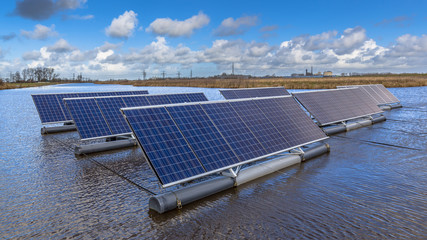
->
left=0, top=82, right=60, bottom=90
left=96, top=74, right=427, bottom=89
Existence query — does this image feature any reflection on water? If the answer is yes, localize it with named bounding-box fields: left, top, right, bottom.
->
left=0, top=84, right=426, bottom=239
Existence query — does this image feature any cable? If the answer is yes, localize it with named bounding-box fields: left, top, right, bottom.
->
left=332, top=135, right=423, bottom=151
left=46, top=129, right=156, bottom=195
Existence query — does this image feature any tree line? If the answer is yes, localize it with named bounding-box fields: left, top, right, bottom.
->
left=4, top=67, right=59, bottom=82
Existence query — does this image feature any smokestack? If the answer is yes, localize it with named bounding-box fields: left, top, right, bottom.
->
left=311, top=66, right=313, bottom=75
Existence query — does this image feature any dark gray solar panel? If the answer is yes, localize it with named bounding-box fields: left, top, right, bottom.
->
left=121, top=96, right=328, bottom=187
left=32, top=90, right=148, bottom=124
left=337, top=84, right=399, bottom=105
left=293, top=88, right=383, bottom=126
left=220, top=87, right=290, bottom=99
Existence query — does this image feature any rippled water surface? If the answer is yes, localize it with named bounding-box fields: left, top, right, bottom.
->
left=0, top=83, right=426, bottom=239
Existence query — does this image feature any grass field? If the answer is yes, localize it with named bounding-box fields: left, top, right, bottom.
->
left=95, top=74, right=427, bottom=89
left=0, top=82, right=60, bottom=90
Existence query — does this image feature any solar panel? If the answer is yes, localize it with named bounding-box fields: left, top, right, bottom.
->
left=166, top=94, right=190, bottom=104
left=166, top=104, right=240, bottom=171
left=55, top=93, right=79, bottom=120
left=220, top=87, right=290, bottom=99
left=32, top=90, right=148, bottom=124
left=337, top=84, right=399, bottom=105
left=186, top=92, right=209, bottom=102
left=32, top=94, right=65, bottom=124
left=65, top=98, right=112, bottom=139
left=64, top=93, right=209, bottom=140
left=146, top=95, right=172, bottom=105
left=254, top=97, right=327, bottom=146
left=229, top=100, right=291, bottom=153
left=292, top=88, right=383, bottom=126
left=124, top=107, right=206, bottom=185
left=201, top=102, right=267, bottom=161
left=122, top=95, right=151, bottom=107
left=95, top=97, right=130, bottom=135
left=121, top=96, right=328, bottom=187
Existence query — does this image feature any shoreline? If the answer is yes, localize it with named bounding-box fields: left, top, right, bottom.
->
left=95, top=75, right=427, bottom=89
left=2, top=75, right=426, bottom=90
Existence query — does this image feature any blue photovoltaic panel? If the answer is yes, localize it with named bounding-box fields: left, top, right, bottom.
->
left=122, top=96, right=328, bottom=187
left=166, top=105, right=240, bottom=171
left=201, top=102, right=267, bottom=161
left=95, top=97, right=130, bottom=135
left=338, top=84, right=399, bottom=105
left=219, top=90, right=238, bottom=100
left=146, top=95, right=172, bottom=105
left=65, top=98, right=112, bottom=139
left=122, top=96, right=151, bottom=107
left=220, top=87, right=290, bottom=100
left=167, top=94, right=190, bottom=104
left=123, top=107, right=206, bottom=185
left=55, top=93, right=79, bottom=120
left=186, top=93, right=209, bottom=102
left=254, top=97, right=327, bottom=147
left=230, top=100, right=290, bottom=153
left=130, top=90, right=149, bottom=95
left=32, top=94, right=65, bottom=123
left=32, top=90, right=149, bottom=124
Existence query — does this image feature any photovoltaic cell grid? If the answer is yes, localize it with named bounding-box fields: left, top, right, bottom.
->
left=292, top=88, right=383, bottom=126
left=32, top=90, right=148, bottom=124
left=121, top=96, right=328, bottom=187
left=337, top=84, right=399, bottom=105
left=64, top=93, right=208, bottom=140
left=220, top=87, right=290, bottom=100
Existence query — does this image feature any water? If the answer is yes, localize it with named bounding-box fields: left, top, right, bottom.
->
left=0, top=83, right=426, bottom=239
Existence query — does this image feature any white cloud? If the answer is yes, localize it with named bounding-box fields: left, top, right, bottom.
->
left=146, top=12, right=210, bottom=37
left=105, top=10, right=138, bottom=38
left=21, top=24, right=58, bottom=40
left=6, top=26, right=427, bottom=80
left=47, top=39, right=75, bottom=52
left=214, top=16, right=258, bottom=36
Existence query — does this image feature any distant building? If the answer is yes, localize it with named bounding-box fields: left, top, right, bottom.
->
left=323, top=71, right=333, bottom=77
left=291, top=73, right=305, bottom=77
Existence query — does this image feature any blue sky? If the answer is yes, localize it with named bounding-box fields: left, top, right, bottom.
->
left=1, top=0, right=426, bottom=80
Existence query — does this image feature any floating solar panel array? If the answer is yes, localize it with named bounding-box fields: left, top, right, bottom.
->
left=292, top=88, right=383, bottom=126
left=121, top=96, right=328, bottom=187
left=220, top=87, right=290, bottom=100
left=64, top=93, right=208, bottom=140
left=32, top=90, right=148, bottom=124
left=337, top=84, right=400, bottom=105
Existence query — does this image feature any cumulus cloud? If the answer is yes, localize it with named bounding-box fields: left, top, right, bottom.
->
left=260, top=25, right=278, bottom=32
left=105, top=10, right=138, bottom=38
left=21, top=24, right=58, bottom=40
left=289, top=26, right=367, bottom=55
left=214, top=16, right=258, bottom=36
left=13, top=0, right=87, bottom=20
left=47, top=38, right=75, bottom=52
left=8, top=26, right=427, bottom=80
left=146, top=12, right=210, bottom=37
left=0, top=48, right=3, bottom=59
left=22, top=50, right=41, bottom=60
left=1, top=33, right=16, bottom=41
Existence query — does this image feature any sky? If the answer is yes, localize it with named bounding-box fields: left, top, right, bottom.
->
left=0, top=0, right=426, bottom=80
